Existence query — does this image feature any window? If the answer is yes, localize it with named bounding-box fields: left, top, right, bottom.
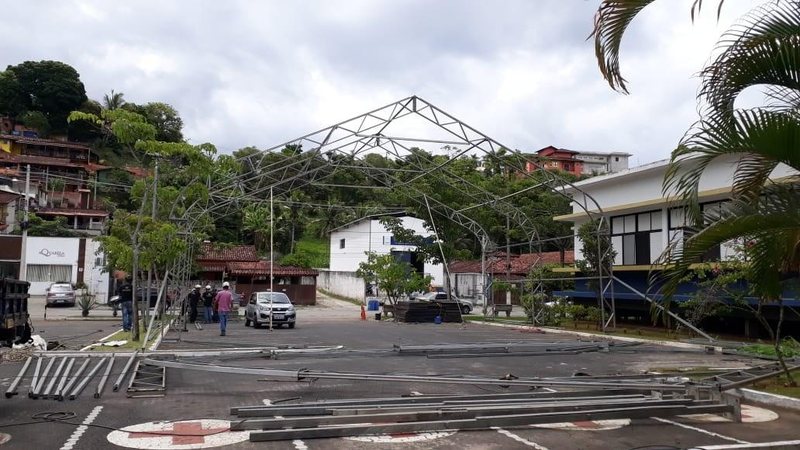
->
left=610, top=210, right=662, bottom=265
left=668, top=201, right=729, bottom=262
left=339, top=238, right=345, bottom=249
left=614, top=157, right=619, bottom=162
left=27, top=264, right=71, bottom=282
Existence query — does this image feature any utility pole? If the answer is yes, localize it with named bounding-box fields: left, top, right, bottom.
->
left=506, top=215, right=511, bottom=305
left=145, top=161, right=158, bottom=327
left=19, top=165, right=30, bottom=281
left=269, top=186, right=273, bottom=332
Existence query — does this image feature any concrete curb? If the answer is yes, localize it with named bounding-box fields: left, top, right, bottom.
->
left=468, top=320, right=722, bottom=351
left=728, top=388, right=800, bottom=412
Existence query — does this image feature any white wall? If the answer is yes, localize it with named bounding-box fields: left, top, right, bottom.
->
left=567, top=156, right=797, bottom=267
left=329, top=216, right=445, bottom=284
left=25, top=237, right=109, bottom=297
left=26, top=237, right=80, bottom=295
left=83, top=239, right=110, bottom=301
left=316, top=269, right=366, bottom=301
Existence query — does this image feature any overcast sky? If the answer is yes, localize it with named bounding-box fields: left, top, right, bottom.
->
left=0, top=1, right=762, bottom=165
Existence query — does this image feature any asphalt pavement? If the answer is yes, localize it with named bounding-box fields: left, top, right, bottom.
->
left=1, top=293, right=799, bottom=449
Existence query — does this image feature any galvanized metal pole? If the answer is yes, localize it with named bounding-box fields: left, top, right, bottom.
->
left=4, top=356, right=32, bottom=398
left=114, top=351, right=139, bottom=391
left=19, top=164, right=30, bottom=281
left=94, top=355, right=115, bottom=398
left=59, top=358, right=90, bottom=401
left=69, top=357, right=106, bottom=400
left=28, top=357, right=42, bottom=398
left=54, top=358, right=75, bottom=400
left=43, top=357, right=67, bottom=398
left=269, top=186, right=273, bottom=332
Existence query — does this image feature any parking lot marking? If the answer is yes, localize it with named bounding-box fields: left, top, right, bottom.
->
left=265, top=399, right=307, bottom=450
left=693, top=440, right=800, bottom=449
left=651, top=417, right=749, bottom=444
left=107, top=419, right=249, bottom=449
left=60, top=405, right=103, bottom=450
left=492, top=427, right=549, bottom=449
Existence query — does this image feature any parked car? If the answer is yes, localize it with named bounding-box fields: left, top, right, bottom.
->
left=244, top=291, right=296, bottom=329
left=419, top=292, right=474, bottom=314
left=46, top=282, right=76, bottom=307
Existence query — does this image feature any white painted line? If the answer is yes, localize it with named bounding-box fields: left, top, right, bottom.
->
left=492, top=427, right=549, bottom=449
left=692, top=440, right=800, bottom=449
left=265, top=399, right=306, bottom=449
left=61, top=406, right=103, bottom=450
left=539, top=387, right=557, bottom=393
left=651, top=417, right=749, bottom=444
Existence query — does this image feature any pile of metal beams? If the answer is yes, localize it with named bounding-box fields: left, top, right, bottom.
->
left=3, top=352, right=139, bottom=400
left=231, top=389, right=738, bottom=442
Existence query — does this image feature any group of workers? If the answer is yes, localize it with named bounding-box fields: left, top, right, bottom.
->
left=115, top=278, right=234, bottom=337
left=188, top=283, right=233, bottom=335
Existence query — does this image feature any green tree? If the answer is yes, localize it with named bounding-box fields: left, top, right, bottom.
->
left=2, top=60, right=87, bottom=133
left=18, top=214, right=85, bottom=238
left=593, top=0, right=800, bottom=383
left=0, top=70, right=24, bottom=118
left=356, top=252, right=432, bottom=306
left=124, top=102, right=184, bottom=142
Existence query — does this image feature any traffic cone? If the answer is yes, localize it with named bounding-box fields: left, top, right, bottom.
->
left=360, top=304, right=366, bottom=321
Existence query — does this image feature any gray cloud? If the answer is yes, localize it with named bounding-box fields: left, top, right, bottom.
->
left=0, top=0, right=759, bottom=163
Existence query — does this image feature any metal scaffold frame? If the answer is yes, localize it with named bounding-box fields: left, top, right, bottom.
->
left=135, top=95, right=632, bottom=337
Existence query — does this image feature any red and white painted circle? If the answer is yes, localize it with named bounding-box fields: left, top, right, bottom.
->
left=680, top=404, right=779, bottom=424
left=0, top=432, right=11, bottom=445
left=530, top=419, right=630, bottom=431
left=345, top=431, right=456, bottom=443
left=107, top=419, right=249, bottom=449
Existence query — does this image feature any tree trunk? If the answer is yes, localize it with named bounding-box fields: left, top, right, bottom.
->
left=773, top=300, right=797, bottom=386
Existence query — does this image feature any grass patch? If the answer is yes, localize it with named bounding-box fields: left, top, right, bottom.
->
left=89, top=321, right=165, bottom=351
left=753, top=374, right=800, bottom=398
left=738, top=337, right=800, bottom=359
left=317, top=288, right=362, bottom=306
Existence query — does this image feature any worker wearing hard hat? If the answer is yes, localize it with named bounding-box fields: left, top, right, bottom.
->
left=188, top=285, right=202, bottom=324
left=202, top=285, right=214, bottom=324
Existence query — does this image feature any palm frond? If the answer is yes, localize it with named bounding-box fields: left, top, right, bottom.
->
left=655, top=184, right=800, bottom=302
left=664, top=109, right=800, bottom=221
left=764, top=85, right=800, bottom=116
left=701, top=1, right=800, bottom=115
left=591, top=0, right=657, bottom=94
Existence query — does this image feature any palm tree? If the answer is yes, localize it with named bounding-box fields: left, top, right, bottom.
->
left=242, top=204, right=271, bottom=252
left=593, top=0, right=800, bottom=383
left=103, top=90, right=125, bottom=110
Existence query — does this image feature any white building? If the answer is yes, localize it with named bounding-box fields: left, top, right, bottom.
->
left=556, top=154, right=796, bottom=268
left=328, top=215, right=444, bottom=285
left=574, top=151, right=631, bottom=175
left=24, top=236, right=110, bottom=298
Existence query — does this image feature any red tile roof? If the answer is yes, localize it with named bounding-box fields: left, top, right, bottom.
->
left=1, top=134, right=91, bottom=150
left=449, top=251, right=574, bottom=275
left=227, top=261, right=318, bottom=277
left=37, top=207, right=109, bottom=218
left=198, top=262, right=226, bottom=272
left=0, top=191, right=19, bottom=204
left=198, top=243, right=259, bottom=262
left=0, top=153, right=108, bottom=172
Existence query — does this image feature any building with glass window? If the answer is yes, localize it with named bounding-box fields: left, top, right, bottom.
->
left=552, top=155, right=798, bottom=334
